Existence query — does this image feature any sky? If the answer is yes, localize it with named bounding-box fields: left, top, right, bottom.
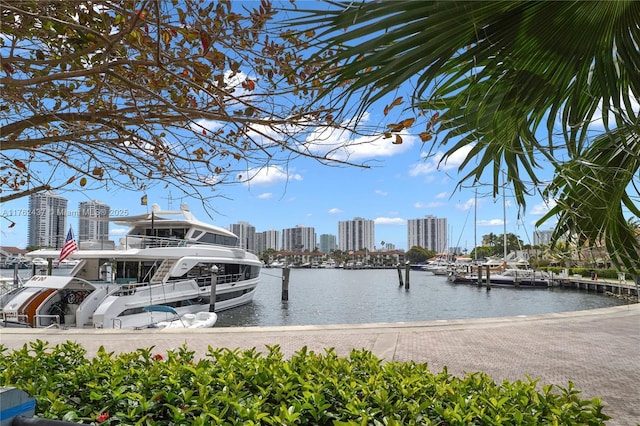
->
left=2, top=2, right=634, bottom=253
left=1, top=124, right=558, bottom=252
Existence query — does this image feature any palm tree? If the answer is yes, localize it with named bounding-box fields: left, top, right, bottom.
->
left=288, top=1, right=640, bottom=272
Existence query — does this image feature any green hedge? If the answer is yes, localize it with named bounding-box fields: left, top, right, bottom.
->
left=541, top=267, right=633, bottom=280
left=0, top=341, right=609, bottom=425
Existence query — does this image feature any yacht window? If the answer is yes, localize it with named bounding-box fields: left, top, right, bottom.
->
left=197, top=232, right=238, bottom=246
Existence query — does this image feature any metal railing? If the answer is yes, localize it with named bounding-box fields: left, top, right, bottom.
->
left=121, top=235, right=242, bottom=249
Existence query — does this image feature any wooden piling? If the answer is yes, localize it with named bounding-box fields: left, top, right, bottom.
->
left=404, top=262, right=410, bottom=290
left=477, top=265, right=483, bottom=287
left=397, top=264, right=404, bottom=287
left=485, top=265, right=491, bottom=290
left=282, top=266, right=290, bottom=301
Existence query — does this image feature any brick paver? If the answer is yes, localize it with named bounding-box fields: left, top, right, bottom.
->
left=1, top=304, right=639, bottom=425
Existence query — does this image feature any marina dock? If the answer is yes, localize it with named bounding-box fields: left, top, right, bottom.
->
left=552, top=275, right=638, bottom=298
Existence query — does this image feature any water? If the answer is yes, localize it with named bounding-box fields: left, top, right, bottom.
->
left=5, top=268, right=628, bottom=328
left=214, top=268, right=629, bottom=327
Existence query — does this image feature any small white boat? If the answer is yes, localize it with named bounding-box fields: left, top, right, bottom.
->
left=144, top=305, right=217, bottom=329
left=30, top=258, right=48, bottom=267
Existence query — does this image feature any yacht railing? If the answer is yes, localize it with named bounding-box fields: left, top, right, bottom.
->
left=111, top=272, right=244, bottom=296
left=34, top=314, right=61, bottom=328
left=193, top=273, right=243, bottom=287
left=0, top=312, right=28, bottom=324
left=121, top=235, right=243, bottom=250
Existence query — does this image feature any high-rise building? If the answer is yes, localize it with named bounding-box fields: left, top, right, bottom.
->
left=319, top=234, right=337, bottom=253
left=533, top=229, right=555, bottom=246
left=255, top=229, right=280, bottom=253
left=229, top=221, right=256, bottom=252
left=27, top=191, right=68, bottom=249
left=78, top=200, right=110, bottom=242
left=407, top=215, right=447, bottom=252
left=338, top=217, right=375, bottom=252
left=282, top=225, right=316, bottom=252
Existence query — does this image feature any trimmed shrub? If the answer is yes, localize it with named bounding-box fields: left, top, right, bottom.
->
left=0, top=340, right=609, bottom=425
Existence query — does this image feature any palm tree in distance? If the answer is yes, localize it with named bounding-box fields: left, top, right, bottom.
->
left=288, top=1, right=640, bottom=272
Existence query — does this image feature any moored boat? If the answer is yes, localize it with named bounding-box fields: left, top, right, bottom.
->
left=449, top=268, right=551, bottom=288
left=0, top=204, right=261, bottom=329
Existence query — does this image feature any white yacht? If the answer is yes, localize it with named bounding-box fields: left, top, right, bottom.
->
left=0, top=204, right=261, bottom=329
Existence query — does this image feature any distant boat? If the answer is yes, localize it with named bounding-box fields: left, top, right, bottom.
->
left=30, top=258, right=48, bottom=267
left=319, top=259, right=337, bottom=268
left=55, top=259, right=81, bottom=268
left=449, top=268, right=551, bottom=288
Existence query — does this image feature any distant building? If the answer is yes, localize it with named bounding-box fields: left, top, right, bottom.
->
left=256, top=229, right=280, bottom=253
left=319, top=234, right=337, bottom=253
left=229, top=221, right=256, bottom=252
left=27, top=191, right=67, bottom=249
left=407, top=215, right=447, bottom=252
left=0, top=246, right=27, bottom=268
left=78, top=201, right=110, bottom=243
left=533, top=229, right=554, bottom=246
left=282, top=225, right=316, bottom=252
left=338, top=217, right=375, bottom=252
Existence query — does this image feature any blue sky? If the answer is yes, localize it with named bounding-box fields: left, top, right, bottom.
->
left=4, top=94, right=627, bottom=251
left=3, top=2, right=634, bottom=252
left=1, top=114, right=558, bottom=252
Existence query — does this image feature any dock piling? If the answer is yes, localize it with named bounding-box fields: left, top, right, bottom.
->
left=404, top=262, right=410, bottom=290
left=282, top=267, right=290, bottom=301
left=396, top=264, right=404, bottom=287
left=485, top=265, right=491, bottom=291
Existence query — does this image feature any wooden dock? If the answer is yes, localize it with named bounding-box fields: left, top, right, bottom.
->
left=552, top=275, right=638, bottom=298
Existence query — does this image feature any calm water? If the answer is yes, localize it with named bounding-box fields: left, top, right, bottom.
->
left=215, top=268, right=629, bottom=327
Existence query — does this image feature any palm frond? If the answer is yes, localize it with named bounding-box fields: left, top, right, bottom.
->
left=287, top=0, right=640, bottom=272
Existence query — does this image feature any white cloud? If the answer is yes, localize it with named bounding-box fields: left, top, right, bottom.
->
left=456, top=198, right=476, bottom=211
left=257, top=192, right=272, bottom=199
left=240, top=165, right=302, bottom=186
left=304, top=112, right=417, bottom=161
left=374, top=217, right=406, bottom=225
left=435, top=192, right=448, bottom=199
left=375, top=190, right=388, bottom=196
left=414, top=201, right=445, bottom=208
left=530, top=200, right=556, bottom=216
left=408, top=145, right=474, bottom=176
left=191, top=118, right=224, bottom=133
left=328, top=208, right=342, bottom=214
left=477, top=219, right=504, bottom=227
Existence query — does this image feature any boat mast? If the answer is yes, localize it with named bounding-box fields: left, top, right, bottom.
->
left=502, top=173, right=507, bottom=270
left=474, top=189, right=477, bottom=262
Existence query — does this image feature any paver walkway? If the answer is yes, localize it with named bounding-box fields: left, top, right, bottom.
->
left=1, top=304, right=639, bottom=425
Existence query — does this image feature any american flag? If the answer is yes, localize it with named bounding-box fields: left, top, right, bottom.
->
left=59, top=226, right=78, bottom=263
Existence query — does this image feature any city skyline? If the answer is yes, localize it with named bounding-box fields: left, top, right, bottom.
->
left=2, top=194, right=556, bottom=252
left=2, top=178, right=553, bottom=252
